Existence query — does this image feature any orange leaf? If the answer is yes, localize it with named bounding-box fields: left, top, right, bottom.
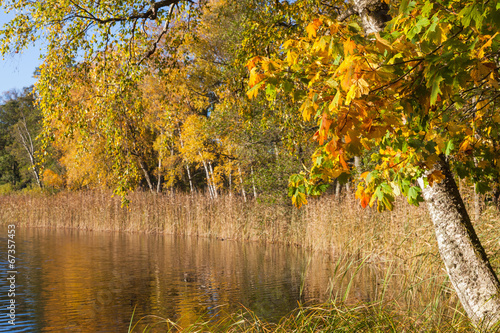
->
left=245, top=56, right=262, bottom=71
left=248, top=68, right=265, bottom=87
left=360, top=193, right=370, bottom=208
left=320, top=113, right=333, bottom=134
left=339, top=153, right=348, bottom=170
left=459, top=139, right=473, bottom=154
left=343, top=38, right=357, bottom=56
left=427, top=170, right=445, bottom=186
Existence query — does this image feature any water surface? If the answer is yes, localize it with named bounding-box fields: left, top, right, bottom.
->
left=0, top=227, right=363, bottom=332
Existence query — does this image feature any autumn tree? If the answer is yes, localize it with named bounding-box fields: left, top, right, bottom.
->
left=248, top=0, right=500, bottom=328
left=0, top=87, right=44, bottom=189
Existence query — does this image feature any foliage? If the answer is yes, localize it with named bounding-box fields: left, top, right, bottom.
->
left=0, top=0, right=322, bottom=199
left=247, top=0, right=500, bottom=210
left=2, top=0, right=499, bottom=207
left=0, top=87, right=45, bottom=189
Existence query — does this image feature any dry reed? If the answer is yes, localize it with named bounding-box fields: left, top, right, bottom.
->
left=1, top=188, right=499, bottom=331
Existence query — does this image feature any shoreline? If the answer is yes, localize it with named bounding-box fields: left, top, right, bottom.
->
left=2, top=190, right=500, bottom=331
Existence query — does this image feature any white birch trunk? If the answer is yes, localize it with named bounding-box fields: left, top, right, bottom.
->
left=238, top=166, right=247, bottom=202
left=251, top=166, right=257, bottom=199
left=185, top=164, right=193, bottom=193
left=156, top=156, right=162, bottom=193
left=208, top=161, right=218, bottom=198
left=15, top=118, right=42, bottom=189
left=139, top=159, right=154, bottom=193
left=418, top=156, right=500, bottom=328
left=228, top=169, right=232, bottom=197
left=201, top=158, right=214, bottom=199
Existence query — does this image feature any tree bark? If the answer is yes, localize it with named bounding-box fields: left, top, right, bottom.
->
left=238, top=165, right=247, bottom=202
left=15, top=118, right=42, bottom=189
left=201, top=159, right=214, bottom=199
left=138, top=159, right=154, bottom=193
left=208, top=161, right=218, bottom=198
left=418, top=156, right=500, bottom=329
left=335, top=179, right=342, bottom=200
left=251, top=166, right=257, bottom=199
left=185, top=164, right=193, bottom=193
left=228, top=169, right=232, bottom=197
left=341, top=0, right=500, bottom=327
left=156, top=156, right=162, bottom=193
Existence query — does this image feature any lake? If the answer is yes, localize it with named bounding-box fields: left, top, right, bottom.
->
left=0, top=227, right=379, bottom=332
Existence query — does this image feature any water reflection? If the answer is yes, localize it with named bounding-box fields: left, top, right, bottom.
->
left=0, top=227, right=348, bottom=332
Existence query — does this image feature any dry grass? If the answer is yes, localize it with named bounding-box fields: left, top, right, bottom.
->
left=1, top=188, right=500, bottom=332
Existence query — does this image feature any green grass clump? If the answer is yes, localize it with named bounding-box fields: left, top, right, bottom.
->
left=128, top=301, right=478, bottom=333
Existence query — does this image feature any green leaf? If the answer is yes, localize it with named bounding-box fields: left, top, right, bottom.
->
left=430, top=75, right=444, bottom=106
left=421, top=1, right=433, bottom=17
left=445, top=140, right=455, bottom=156
left=265, top=84, right=277, bottom=100
left=399, top=0, right=410, bottom=14
left=475, top=182, right=490, bottom=194
left=347, top=22, right=361, bottom=33
left=407, top=17, right=431, bottom=39
left=408, top=186, right=419, bottom=200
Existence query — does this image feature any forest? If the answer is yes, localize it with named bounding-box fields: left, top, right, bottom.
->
left=1, top=0, right=500, bottom=331
left=1, top=0, right=318, bottom=201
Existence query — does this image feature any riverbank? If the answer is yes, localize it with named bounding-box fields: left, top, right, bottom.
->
left=0, top=190, right=436, bottom=254
left=1, top=190, right=499, bottom=331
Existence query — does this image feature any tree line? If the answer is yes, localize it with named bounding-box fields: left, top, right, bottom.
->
left=0, top=0, right=319, bottom=199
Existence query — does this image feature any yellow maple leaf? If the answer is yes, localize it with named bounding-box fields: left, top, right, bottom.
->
left=248, top=68, right=265, bottom=87
left=345, top=84, right=358, bottom=105
left=478, top=32, right=498, bottom=58
left=306, top=19, right=322, bottom=38
left=343, top=38, right=357, bottom=56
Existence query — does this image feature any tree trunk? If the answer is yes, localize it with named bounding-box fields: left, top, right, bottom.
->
left=201, top=159, right=214, bottom=199
left=138, top=159, right=154, bottom=193
left=251, top=166, right=257, bottom=199
left=418, top=155, right=500, bottom=329
left=228, top=169, right=232, bottom=197
left=238, top=165, right=247, bottom=202
left=15, top=121, right=42, bottom=188
left=354, top=156, right=361, bottom=169
left=335, top=179, right=342, bottom=200
left=208, top=161, right=218, bottom=198
left=156, top=149, right=163, bottom=193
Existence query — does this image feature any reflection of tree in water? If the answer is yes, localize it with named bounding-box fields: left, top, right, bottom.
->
left=15, top=229, right=345, bottom=332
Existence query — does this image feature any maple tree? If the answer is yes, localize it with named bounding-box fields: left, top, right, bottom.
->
left=247, top=0, right=500, bottom=327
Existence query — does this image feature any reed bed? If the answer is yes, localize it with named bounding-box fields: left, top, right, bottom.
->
left=1, top=189, right=499, bottom=332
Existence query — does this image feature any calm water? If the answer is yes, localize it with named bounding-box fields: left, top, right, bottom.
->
left=0, top=227, right=374, bottom=332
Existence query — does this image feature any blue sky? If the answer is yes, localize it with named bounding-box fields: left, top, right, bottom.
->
left=0, top=11, right=43, bottom=94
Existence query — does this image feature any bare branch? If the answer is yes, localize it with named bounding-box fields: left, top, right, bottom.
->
left=137, top=4, right=176, bottom=65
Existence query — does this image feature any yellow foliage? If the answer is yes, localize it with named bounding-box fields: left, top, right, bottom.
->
left=306, top=19, right=322, bottom=38
left=42, top=169, right=64, bottom=189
